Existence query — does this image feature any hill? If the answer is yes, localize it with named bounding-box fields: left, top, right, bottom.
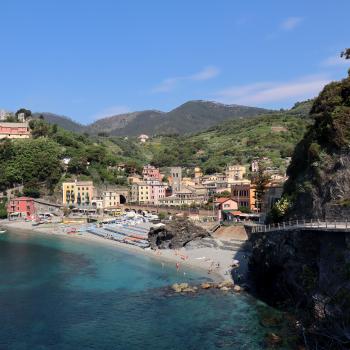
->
left=35, top=100, right=271, bottom=136
left=143, top=111, right=311, bottom=173
left=91, top=101, right=271, bottom=136
left=32, top=113, right=86, bottom=133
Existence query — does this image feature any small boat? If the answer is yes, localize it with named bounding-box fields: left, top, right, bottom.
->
left=0, top=230, right=7, bottom=234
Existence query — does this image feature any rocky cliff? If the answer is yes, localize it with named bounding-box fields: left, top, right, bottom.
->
left=279, top=71, right=350, bottom=220
left=148, top=219, right=210, bottom=249
left=249, top=229, right=350, bottom=349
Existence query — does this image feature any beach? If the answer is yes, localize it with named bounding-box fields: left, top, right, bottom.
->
left=0, top=220, right=247, bottom=282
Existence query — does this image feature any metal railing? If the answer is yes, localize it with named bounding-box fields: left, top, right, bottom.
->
left=251, top=219, right=350, bottom=233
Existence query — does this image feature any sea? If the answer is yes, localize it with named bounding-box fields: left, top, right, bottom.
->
left=0, top=230, right=293, bottom=350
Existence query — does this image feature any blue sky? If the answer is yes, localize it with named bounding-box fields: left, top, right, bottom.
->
left=0, top=0, right=349, bottom=124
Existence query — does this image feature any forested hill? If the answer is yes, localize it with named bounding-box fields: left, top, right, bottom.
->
left=34, top=100, right=271, bottom=136
left=0, top=100, right=312, bottom=198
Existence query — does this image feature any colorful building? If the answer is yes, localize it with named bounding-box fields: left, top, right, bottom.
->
left=231, top=181, right=257, bottom=212
left=7, top=197, right=35, bottom=219
left=130, top=180, right=166, bottom=205
left=142, top=164, right=162, bottom=181
left=225, top=165, right=246, bottom=183
left=62, top=181, right=94, bottom=207
left=0, top=122, right=31, bottom=139
left=214, top=197, right=239, bottom=221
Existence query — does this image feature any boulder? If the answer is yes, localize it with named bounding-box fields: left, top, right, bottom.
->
left=218, top=280, right=234, bottom=289
left=201, top=282, right=212, bottom=289
left=233, top=285, right=242, bottom=293
left=220, top=286, right=231, bottom=292
left=148, top=218, right=210, bottom=249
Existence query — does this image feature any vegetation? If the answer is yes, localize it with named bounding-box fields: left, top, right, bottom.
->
left=0, top=198, right=7, bottom=219
left=281, top=60, right=350, bottom=219
left=146, top=111, right=310, bottom=174
left=0, top=99, right=312, bottom=198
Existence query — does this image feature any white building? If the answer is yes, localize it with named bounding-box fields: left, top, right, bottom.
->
left=138, top=134, right=149, bottom=143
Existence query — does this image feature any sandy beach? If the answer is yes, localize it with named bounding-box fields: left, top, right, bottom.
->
left=0, top=220, right=247, bottom=283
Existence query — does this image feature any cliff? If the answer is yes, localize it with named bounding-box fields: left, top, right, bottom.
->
left=249, top=229, right=350, bottom=349
left=280, top=72, right=350, bottom=220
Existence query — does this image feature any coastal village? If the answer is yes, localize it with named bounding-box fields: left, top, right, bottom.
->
left=0, top=109, right=289, bottom=284
left=0, top=109, right=288, bottom=225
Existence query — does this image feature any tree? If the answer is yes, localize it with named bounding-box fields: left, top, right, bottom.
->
left=252, top=161, right=270, bottom=211
left=15, top=108, right=32, bottom=120
left=341, top=48, right=350, bottom=59
left=29, top=119, right=50, bottom=138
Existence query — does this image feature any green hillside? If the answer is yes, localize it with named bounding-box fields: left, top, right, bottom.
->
left=0, top=107, right=311, bottom=196
left=144, top=112, right=311, bottom=174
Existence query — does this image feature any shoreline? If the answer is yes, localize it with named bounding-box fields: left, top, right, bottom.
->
left=0, top=220, right=236, bottom=283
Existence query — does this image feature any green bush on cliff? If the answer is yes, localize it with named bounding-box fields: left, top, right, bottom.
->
left=282, top=63, right=350, bottom=219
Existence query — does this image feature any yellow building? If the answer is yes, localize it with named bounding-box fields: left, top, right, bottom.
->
left=62, top=181, right=94, bottom=206
left=225, top=165, right=246, bottom=183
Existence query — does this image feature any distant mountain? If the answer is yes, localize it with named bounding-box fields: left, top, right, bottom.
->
left=87, top=100, right=271, bottom=136
left=86, top=110, right=165, bottom=136
left=34, top=100, right=271, bottom=136
left=32, top=113, right=85, bottom=133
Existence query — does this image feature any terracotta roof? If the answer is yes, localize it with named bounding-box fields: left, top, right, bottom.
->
left=215, top=197, right=231, bottom=204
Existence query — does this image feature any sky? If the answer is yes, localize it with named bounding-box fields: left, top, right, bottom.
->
left=0, top=0, right=349, bottom=124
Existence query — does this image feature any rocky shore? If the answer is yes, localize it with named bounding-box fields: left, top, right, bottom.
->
left=148, top=218, right=210, bottom=249
left=171, top=280, right=242, bottom=294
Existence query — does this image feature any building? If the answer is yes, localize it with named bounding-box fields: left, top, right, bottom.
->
left=142, top=164, right=162, bottom=181
left=0, top=110, right=7, bottom=121
left=170, top=167, right=182, bottom=192
left=127, top=174, right=143, bottom=185
left=214, top=197, right=239, bottom=221
left=159, top=187, right=200, bottom=207
left=231, top=181, right=257, bottom=212
left=62, top=181, right=95, bottom=207
left=225, top=165, right=246, bottom=183
left=102, top=190, right=121, bottom=208
left=91, top=198, right=104, bottom=211
left=251, top=160, right=259, bottom=172
left=181, top=177, right=196, bottom=187
left=130, top=180, right=166, bottom=205
left=138, top=134, right=149, bottom=143
left=7, top=197, right=35, bottom=219
left=0, top=122, right=31, bottom=139
left=194, top=167, right=203, bottom=183
left=202, top=173, right=226, bottom=184
left=215, top=198, right=238, bottom=211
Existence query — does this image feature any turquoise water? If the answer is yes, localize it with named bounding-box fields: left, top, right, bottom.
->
left=0, top=231, right=288, bottom=349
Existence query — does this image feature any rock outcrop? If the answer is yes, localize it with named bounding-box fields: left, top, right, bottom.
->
left=249, top=228, right=350, bottom=349
left=148, top=218, right=210, bottom=249
left=278, top=72, right=350, bottom=220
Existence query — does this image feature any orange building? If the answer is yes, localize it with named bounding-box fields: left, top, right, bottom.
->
left=231, top=182, right=257, bottom=212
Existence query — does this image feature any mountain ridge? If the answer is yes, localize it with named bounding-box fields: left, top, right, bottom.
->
left=33, top=100, right=273, bottom=136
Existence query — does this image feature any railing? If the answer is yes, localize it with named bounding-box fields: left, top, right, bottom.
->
left=251, top=219, right=350, bottom=233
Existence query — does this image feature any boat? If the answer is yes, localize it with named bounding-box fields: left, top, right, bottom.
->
left=0, top=230, right=7, bottom=234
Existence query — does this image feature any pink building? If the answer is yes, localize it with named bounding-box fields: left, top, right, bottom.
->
left=7, top=197, right=36, bottom=219
left=142, top=164, right=162, bottom=181
left=214, top=197, right=239, bottom=221
left=0, top=122, right=31, bottom=139
left=147, top=180, right=166, bottom=205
